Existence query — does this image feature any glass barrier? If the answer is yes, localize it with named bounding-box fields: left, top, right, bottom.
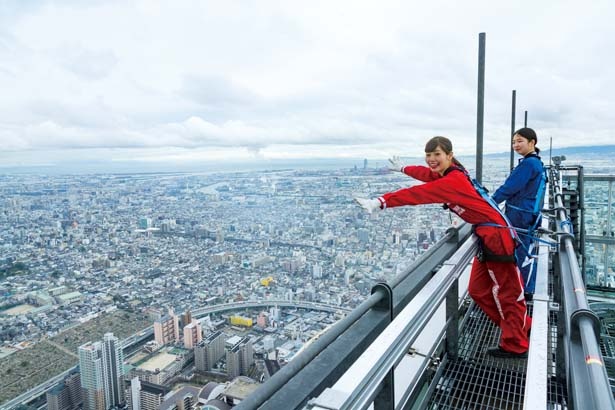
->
left=582, top=175, right=615, bottom=290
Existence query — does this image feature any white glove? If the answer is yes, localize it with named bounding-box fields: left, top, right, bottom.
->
left=354, top=197, right=382, bottom=213
left=387, top=156, right=405, bottom=172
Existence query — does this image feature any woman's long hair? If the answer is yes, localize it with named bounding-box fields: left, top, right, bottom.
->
left=425, top=136, right=465, bottom=169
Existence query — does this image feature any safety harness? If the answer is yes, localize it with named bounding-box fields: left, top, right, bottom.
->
left=502, top=154, right=549, bottom=241
left=445, top=165, right=551, bottom=262
left=442, top=166, right=519, bottom=262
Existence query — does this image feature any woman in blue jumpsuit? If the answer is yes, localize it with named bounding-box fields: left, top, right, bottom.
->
left=492, top=128, right=545, bottom=301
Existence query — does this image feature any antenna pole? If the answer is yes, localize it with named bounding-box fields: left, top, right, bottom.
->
left=476, top=33, right=486, bottom=184
left=510, top=90, right=516, bottom=172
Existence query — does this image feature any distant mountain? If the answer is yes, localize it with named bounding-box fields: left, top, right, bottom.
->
left=487, top=145, right=615, bottom=158
left=546, top=145, right=615, bottom=156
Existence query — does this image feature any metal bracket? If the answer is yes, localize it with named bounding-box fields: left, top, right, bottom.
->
left=445, top=226, right=460, bottom=243
left=371, top=282, right=394, bottom=321
left=570, top=308, right=602, bottom=342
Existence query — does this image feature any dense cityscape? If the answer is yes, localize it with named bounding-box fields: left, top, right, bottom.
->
left=1, top=154, right=614, bottom=409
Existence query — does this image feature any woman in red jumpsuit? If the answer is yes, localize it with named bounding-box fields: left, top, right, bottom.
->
left=355, top=136, right=530, bottom=358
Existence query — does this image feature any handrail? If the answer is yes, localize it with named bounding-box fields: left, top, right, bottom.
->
left=306, top=235, right=477, bottom=409
left=235, top=223, right=473, bottom=410
left=551, top=167, right=615, bottom=410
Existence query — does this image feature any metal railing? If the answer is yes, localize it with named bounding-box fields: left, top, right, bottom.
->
left=238, top=164, right=615, bottom=410
left=305, top=171, right=555, bottom=410
left=306, top=234, right=477, bottom=409
left=552, top=167, right=615, bottom=410
left=234, top=223, right=473, bottom=410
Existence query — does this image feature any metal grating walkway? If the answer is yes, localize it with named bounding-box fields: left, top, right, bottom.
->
left=547, top=309, right=568, bottom=409
left=427, top=302, right=567, bottom=409
left=592, top=302, right=615, bottom=393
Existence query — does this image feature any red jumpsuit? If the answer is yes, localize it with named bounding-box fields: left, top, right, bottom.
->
left=379, top=165, right=530, bottom=354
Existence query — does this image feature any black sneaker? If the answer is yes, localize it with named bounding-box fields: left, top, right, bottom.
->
left=486, top=347, right=528, bottom=359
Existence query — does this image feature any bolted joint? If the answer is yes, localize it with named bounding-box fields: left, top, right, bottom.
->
left=445, top=226, right=459, bottom=243
left=371, top=282, right=394, bottom=321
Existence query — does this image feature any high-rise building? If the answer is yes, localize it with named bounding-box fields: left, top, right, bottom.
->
left=79, top=333, right=125, bottom=410
left=226, top=336, right=254, bottom=378
left=125, top=377, right=169, bottom=410
left=46, top=371, right=81, bottom=410
left=183, top=318, right=202, bottom=349
left=129, top=377, right=141, bottom=410
left=158, top=386, right=200, bottom=410
left=311, top=263, right=322, bottom=279
left=256, top=312, right=268, bottom=328
left=102, top=333, right=125, bottom=408
left=138, top=217, right=152, bottom=229
left=262, top=335, right=275, bottom=351
left=334, top=253, right=345, bottom=267
left=216, top=228, right=225, bottom=243
left=154, top=308, right=180, bottom=346
left=195, top=331, right=226, bottom=372
left=269, top=306, right=280, bottom=322
left=79, top=342, right=105, bottom=410
left=181, top=310, right=192, bottom=328
left=66, top=371, right=82, bottom=409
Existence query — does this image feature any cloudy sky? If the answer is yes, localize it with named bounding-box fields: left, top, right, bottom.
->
left=0, top=0, right=613, bottom=168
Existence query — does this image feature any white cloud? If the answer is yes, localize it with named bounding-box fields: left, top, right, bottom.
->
left=0, top=0, right=613, bottom=167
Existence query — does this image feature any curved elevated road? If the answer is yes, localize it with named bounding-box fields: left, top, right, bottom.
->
left=2, top=300, right=347, bottom=409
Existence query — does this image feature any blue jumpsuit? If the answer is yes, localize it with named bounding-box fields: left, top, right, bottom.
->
left=492, top=153, right=545, bottom=295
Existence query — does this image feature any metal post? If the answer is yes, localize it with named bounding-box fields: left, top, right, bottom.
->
left=445, top=279, right=459, bottom=361
left=579, top=166, right=586, bottom=282
left=510, top=90, right=516, bottom=172
left=371, top=283, right=394, bottom=410
left=476, top=32, right=485, bottom=184
left=524, top=110, right=528, bottom=127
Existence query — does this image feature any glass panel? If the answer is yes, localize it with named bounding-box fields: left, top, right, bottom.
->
left=585, top=180, right=612, bottom=237
left=607, top=244, right=615, bottom=289
left=563, top=171, right=579, bottom=192
left=611, top=180, right=615, bottom=240
left=585, top=241, right=607, bottom=287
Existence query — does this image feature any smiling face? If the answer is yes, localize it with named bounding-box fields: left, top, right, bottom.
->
left=512, top=133, right=536, bottom=156
left=425, top=146, right=454, bottom=176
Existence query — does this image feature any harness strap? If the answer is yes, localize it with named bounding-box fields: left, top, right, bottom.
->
left=477, top=222, right=558, bottom=256
left=456, top=167, right=519, bottom=242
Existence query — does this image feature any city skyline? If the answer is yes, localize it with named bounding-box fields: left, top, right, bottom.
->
left=2, top=144, right=615, bottom=176
left=0, top=164, right=452, bottom=406
left=2, top=156, right=615, bottom=408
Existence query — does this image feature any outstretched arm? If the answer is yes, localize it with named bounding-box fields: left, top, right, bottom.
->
left=388, top=156, right=439, bottom=182
left=402, top=165, right=441, bottom=183
left=381, top=175, right=458, bottom=208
